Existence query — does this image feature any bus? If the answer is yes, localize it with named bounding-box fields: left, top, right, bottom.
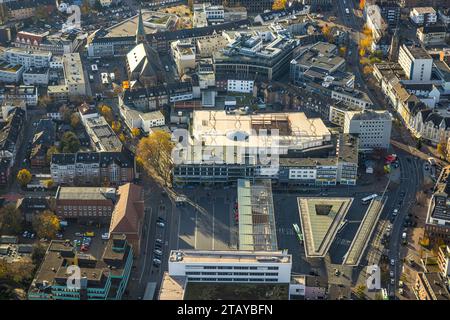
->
left=362, top=194, right=378, bottom=205
left=293, top=223, right=303, bottom=245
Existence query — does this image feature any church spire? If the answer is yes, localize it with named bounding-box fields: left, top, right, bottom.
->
left=136, top=8, right=145, bottom=45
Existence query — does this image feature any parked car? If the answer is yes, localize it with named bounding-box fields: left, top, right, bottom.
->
left=153, top=258, right=161, bottom=265
left=75, top=232, right=83, bottom=237
left=390, top=271, right=394, bottom=278
left=84, top=232, right=95, bottom=237
left=157, top=222, right=165, bottom=228
left=154, top=249, right=163, bottom=256
left=390, top=259, right=395, bottom=266
left=101, top=233, right=109, bottom=240
left=156, top=239, right=163, bottom=244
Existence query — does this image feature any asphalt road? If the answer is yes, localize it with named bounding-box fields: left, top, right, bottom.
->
left=387, top=153, right=424, bottom=298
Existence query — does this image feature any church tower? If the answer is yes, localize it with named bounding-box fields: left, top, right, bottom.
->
left=136, top=9, right=146, bottom=45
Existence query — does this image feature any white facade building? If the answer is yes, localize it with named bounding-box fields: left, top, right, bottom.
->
left=63, top=53, right=86, bottom=97
left=398, top=44, right=433, bottom=82
left=410, top=7, right=437, bottom=25
left=343, top=110, right=393, bottom=149
left=227, top=79, right=254, bottom=93
left=22, top=67, right=50, bottom=85
left=168, top=250, right=292, bottom=283
left=3, top=47, right=52, bottom=68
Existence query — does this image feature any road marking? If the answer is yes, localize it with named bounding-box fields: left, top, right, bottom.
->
left=194, top=208, right=198, bottom=250
left=212, top=201, right=215, bottom=251
left=139, top=206, right=152, bottom=284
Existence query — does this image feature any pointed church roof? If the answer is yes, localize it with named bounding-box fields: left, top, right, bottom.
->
left=136, top=8, right=145, bottom=44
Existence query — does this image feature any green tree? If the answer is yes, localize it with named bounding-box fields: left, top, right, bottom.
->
left=16, top=169, right=32, bottom=187
left=59, top=105, right=72, bottom=124
left=31, top=244, right=48, bottom=267
left=0, top=204, right=22, bottom=234
left=32, top=210, right=60, bottom=240
left=60, top=131, right=80, bottom=153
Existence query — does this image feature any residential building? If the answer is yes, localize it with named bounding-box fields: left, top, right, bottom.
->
left=3, top=47, right=51, bottom=68
left=0, top=61, right=23, bottom=83
left=414, top=272, right=450, bottom=300
left=13, top=29, right=80, bottom=55
left=410, top=7, right=437, bottom=25
left=119, top=106, right=165, bottom=134
left=171, top=40, right=196, bottom=76
left=412, top=108, right=450, bottom=145
left=16, top=196, right=50, bottom=222
left=28, top=235, right=133, bottom=300
left=331, top=88, right=373, bottom=109
left=109, top=183, right=144, bottom=255
left=366, top=4, right=388, bottom=43
left=50, top=151, right=135, bottom=186
left=84, top=116, right=122, bottom=152
left=0, top=108, right=25, bottom=186
left=54, top=186, right=116, bottom=223
left=398, top=44, right=433, bottom=82
left=29, top=118, right=55, bottom=167
left=22, top=67, right=50, bottom=85
left=437, top=245, right=450, bottom=278
left=417, top=25, right=448, bottom=46
left=63, top=53, right=86, bottom=97
left=376, top=1, right=401, bottom=29
left=426, top=166, right=450, bottom=240
left=227, top=79, right=255, bottom=94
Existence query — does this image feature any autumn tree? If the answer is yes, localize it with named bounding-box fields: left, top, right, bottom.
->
left=70, top=113, right=81, bottom=129
left=339, top=46, right=347, bottom=57
left=60, top=131, right=80, bottom=153
left=43, top=179, right=54, bottom=189
left=272, top=0, right=287, bottom=10
left=355, top=284, right=366, bottom=300
left=359, top=0, right=366, bottom=10
left=99, top=105, right=114, bottom=123
left=111, top=121, right=121, bottom=133
left=131, top=127, right=141, bottom=137
left=0, top=204, right=22, bottom=234
left=137, top=130, right=174, bottom=186
left=437, top=138, right=447, bottom=158
left=46, top=146, right=58, bottom=165
left=363, top=65, right=373, bottom=74
left=16, top=169, right=32, bottom=187
left=32, top=210, right=60, bottom=240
